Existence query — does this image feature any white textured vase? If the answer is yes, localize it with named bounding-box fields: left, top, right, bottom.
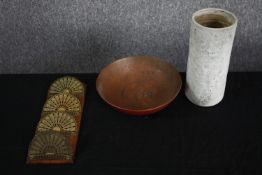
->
left=185, top=8, right=237, bottom=107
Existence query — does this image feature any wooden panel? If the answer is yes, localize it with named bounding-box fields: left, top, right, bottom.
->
left=27, top=76, right=86, bottom=164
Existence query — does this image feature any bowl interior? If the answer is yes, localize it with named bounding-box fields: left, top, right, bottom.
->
left=96, top=56, right=182, bottom=111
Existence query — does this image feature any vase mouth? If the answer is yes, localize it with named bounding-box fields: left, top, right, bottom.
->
left=192, top=8, right=237, bottom=30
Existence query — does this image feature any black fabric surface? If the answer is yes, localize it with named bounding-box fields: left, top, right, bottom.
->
left=0, top=73, right=261, bottom=174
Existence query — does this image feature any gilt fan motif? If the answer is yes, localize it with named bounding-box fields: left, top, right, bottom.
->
left=37, top=112, right=77, bottom=133
left=28, top=133, right=72, bottom=160
left=43, top=93, right=81, bottom=116
left=49, top=76, right=84, bottom=96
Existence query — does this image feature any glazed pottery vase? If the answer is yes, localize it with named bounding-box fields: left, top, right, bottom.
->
left=185, top=8, right=237, bottom=107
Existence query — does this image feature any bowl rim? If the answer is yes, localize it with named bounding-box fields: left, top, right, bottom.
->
left=96, top=55, right=182, bottom=112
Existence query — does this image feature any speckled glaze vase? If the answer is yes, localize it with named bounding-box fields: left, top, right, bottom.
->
left=185, top=8, right=237, bottom=107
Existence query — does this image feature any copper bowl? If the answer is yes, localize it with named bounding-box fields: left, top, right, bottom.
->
left=96, top=56, right=182, bottom=116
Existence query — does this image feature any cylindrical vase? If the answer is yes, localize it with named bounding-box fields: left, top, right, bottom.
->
left=185, top=8, right=237, bottom=107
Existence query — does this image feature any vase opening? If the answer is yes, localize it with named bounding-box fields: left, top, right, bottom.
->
left=193, top=9, right=237, bottom=29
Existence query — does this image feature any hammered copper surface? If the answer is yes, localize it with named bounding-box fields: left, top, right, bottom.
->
left=96, top=56, right=182, bottom=115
